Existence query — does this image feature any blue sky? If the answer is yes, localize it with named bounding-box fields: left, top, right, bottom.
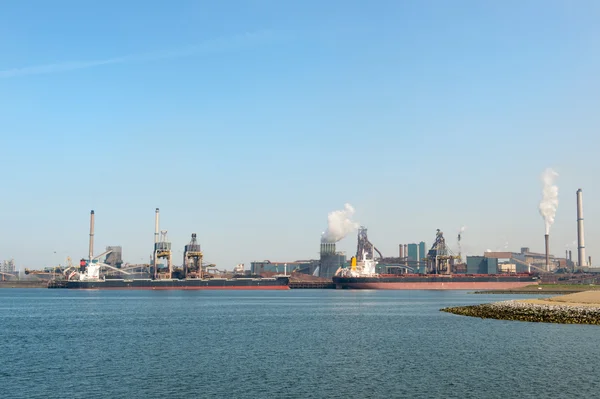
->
left=1, top=0, right=599, bottom=269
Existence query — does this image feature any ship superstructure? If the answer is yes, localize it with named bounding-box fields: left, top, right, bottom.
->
left=336, top=245, right=378, bottom=278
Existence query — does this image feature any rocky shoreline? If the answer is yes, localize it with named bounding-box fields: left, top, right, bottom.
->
left=441, top=291, right=600, bottom=325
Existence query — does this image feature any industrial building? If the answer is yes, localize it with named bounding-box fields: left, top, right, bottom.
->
left=424, top=230, right=461, bottom=274
left=482, top=247, right=572, bottom=272
left=1, top=259, right=16, bottom=274
left=1, top=259, right=18, bottom=280
left=251, top=237, right=349, bottom=279
left=319, top=242, right=347, bottom=279
left=376, top=239, right=430, bottom=274
left=466, top=256, right=498, bottom=274
left=251, top=260, right=319, bottom=275
left=407, top=242, right=427, bottom=262
left=104, top=246, right=123, bottom=268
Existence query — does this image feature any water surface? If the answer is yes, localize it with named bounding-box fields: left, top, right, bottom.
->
left=0, top=289, right=597, bottom=398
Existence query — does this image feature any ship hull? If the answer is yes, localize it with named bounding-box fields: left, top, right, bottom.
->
left=50, top=277, right=290, bottom=290
left=333, top=274, right=538, bottom=290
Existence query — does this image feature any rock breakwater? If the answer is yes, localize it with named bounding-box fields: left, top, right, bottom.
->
left=441, top=300, right=600, bottom=325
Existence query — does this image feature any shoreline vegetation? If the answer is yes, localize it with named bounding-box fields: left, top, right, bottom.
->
left=442, top=291, right=600, bottom=325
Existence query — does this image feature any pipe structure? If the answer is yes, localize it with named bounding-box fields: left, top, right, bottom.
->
left=155, top=208, right=160, bottom=244
left=577, top=189, right=586, bottom=267
left=89, top=210, right=95, bottom=262
left=153, top=208, right=160, bottom=279
left=544, top=234, right=550, bottom=272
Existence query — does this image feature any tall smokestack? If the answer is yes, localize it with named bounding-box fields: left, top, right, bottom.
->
left=589, top=256, right=592, bottom=267
left=399, top=244, right=403, bottom=259
left=576, top=189, right=586, bottom=267
left=569, top=251, right=574, bottom=271
left=89, top=210, right=95, bottom=262
left=545, top=234, right=550, bottom=272
left=154, top=208, right=160, bottom=244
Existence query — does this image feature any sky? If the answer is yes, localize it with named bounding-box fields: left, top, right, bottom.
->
left=1, top=0, right=599, bottom=270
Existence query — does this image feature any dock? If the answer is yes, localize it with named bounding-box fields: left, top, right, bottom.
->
left=0, top=281, right=48, bottom=289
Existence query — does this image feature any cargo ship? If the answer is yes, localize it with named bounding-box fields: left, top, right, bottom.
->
left=332, top=273, right=538, bottom=290
left=49, top=260, right=290, bottom=290
left=48, top=209, right=290, bottom=290
left=49, top=275, right=290, bottom=290
left=333, top=229, right=539, bottom=290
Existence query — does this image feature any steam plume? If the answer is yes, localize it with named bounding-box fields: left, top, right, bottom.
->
left=457, top=226, right=466, bottom=256
left=321, top=203, right=359, bottom=243
left=457, top=226, right=466, bottom=242
left=538, top=168, right=559, bottom=234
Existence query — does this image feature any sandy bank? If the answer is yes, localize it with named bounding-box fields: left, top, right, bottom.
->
left=520, top=291, right=600, bottom=307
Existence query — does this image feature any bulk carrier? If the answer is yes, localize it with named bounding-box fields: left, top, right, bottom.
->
left=49, top=269, right=290, bottom=290
left=48, top=209, right=290, bottom=290
left=333, top=229, right=539, bottom=290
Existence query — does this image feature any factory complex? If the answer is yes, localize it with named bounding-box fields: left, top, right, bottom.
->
left=1, top=187, right=598, bottom=287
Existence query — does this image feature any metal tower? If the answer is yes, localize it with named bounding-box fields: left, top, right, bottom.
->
left=426, top=229, right=460, bottom=274
left=355, top=227, right=383, bottom=260
left=154, top=230, right=173, bottom=279
left=183, top=233, right=203, bottom=278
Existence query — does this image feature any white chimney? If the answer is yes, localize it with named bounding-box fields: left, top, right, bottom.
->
left=576, top=189, right=587, bottom=267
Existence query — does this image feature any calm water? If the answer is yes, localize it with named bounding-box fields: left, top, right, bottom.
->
left=0, top=289, right=598, bottom=398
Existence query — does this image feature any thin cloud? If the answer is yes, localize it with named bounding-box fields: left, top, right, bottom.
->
left=0, top=30, right=278, bottom=79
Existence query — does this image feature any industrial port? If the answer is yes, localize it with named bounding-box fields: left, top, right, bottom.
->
left=1, top=185, right=598, bottom=289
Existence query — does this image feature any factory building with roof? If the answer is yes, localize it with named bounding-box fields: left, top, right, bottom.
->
left=251, top=260, right=320, bottom=276
left=481, top=246, right=574, bottom=272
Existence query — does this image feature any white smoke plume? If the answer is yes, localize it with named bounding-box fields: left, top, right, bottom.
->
left=457, top=226, right=467, bottom=256
left=457, top=226, right=466, bottom=241
left=538, top=168, right=559, bottom=234
left=321, top=203, right=359, bottom=243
